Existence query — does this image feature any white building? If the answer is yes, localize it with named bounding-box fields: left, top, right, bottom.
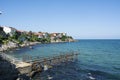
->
left=3, top=26, right=16, bottom=36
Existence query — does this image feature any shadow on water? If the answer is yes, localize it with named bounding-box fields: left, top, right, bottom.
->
left=32, top=61, right=120, bottom=80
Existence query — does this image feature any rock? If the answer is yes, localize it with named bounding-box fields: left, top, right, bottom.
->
left=32, top=62, right=42, bottom=72
left=44, top=65, right=48, bottom=71
left=16, top=78, right=20, bottom=80
left=0, top=55, right=31, bottom=80
left=29, top=71, right=36, bottom=78
left=0, top=56, right=19, bottom=80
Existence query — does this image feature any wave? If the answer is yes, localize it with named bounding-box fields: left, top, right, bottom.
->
left=86, top=69, right=120, bottom=80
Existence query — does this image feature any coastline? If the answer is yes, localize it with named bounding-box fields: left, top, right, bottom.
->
left=0, top=39, right=76, bottom=79
left=0, top=39, right=75, bottom=52
left=0, top=41, right=40, bottom=52
left=0, top=40, right=120, bottom=80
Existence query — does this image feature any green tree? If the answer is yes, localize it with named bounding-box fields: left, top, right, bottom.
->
left=0, top=35, right=3, bottom=44
left=17, top=33, right=28, bottom=43
left=61, top=35, right=67, bottom=41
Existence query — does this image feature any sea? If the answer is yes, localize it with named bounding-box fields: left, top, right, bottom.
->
left=4, top=40, right=120, bottom=80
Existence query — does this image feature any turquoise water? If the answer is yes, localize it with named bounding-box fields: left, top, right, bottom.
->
left=5, top=40, right=120, bottom=80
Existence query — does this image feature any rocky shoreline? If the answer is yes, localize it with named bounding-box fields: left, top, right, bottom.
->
left=0, top=40, right=76, bottom=80
left=0, top=55, right=30, bottom=80
left=0, top=52, right=42, bottom=80
left=0, top=41, right=40, bottom=52
left=0, top=40, right=75, bottom=52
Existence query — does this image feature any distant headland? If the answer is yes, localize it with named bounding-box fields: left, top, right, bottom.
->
left=0, top=26, right=74, bottom=51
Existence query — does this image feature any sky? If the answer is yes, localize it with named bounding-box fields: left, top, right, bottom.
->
left=0, top=0, right=120, bottom=39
